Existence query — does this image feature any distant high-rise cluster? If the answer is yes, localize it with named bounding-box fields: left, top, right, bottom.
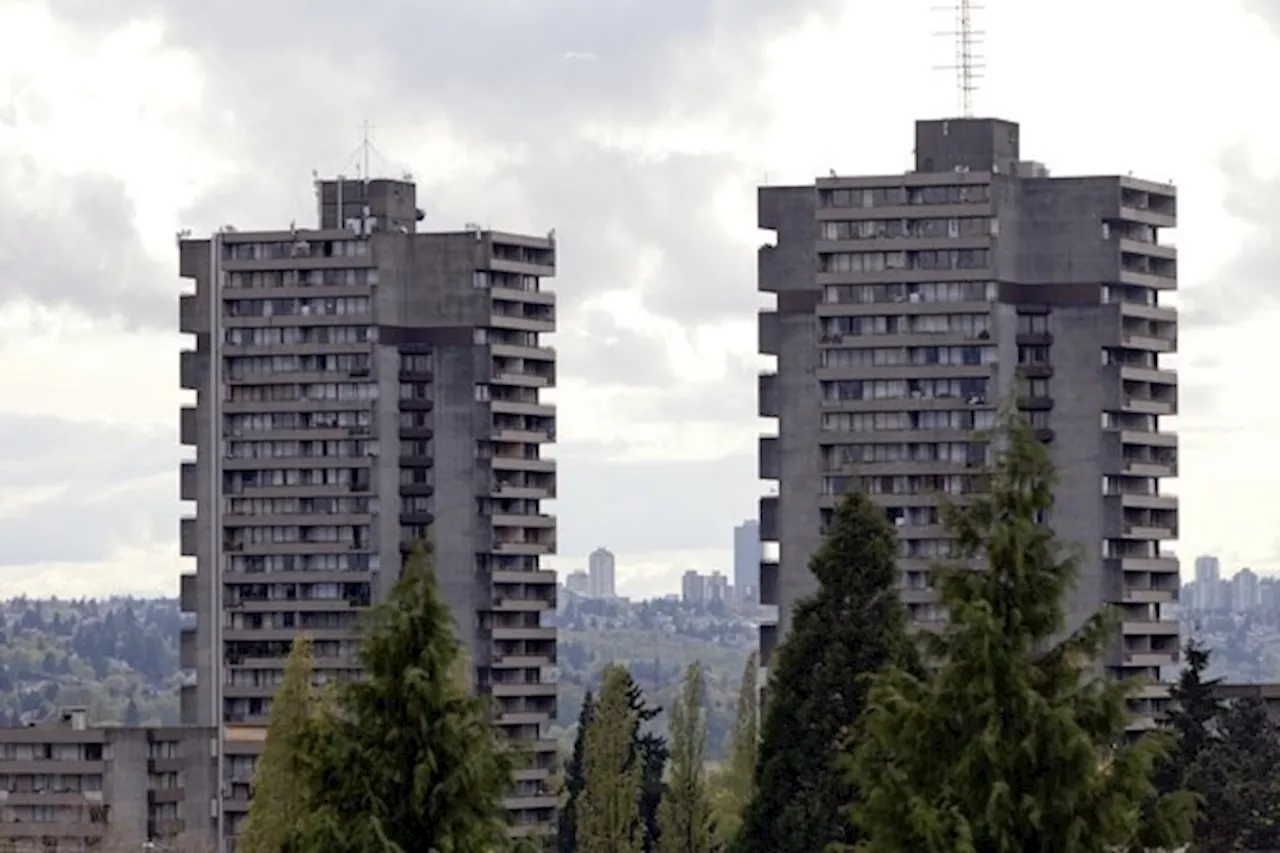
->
left=1184, top=555, right=1268, bottom=613
left=561, top=548, right=617, bottom=599
left=681, top=569, right=733, bottom=606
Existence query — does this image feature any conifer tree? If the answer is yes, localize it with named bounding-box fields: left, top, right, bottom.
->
left=658, top=662, right=714, bottom=853
left=845, top=416, right=1196, bottom=853
left=734, top=492, right=918, bottom=853
left=712, top=652, right=757, bottom=849
left=289, top=544, right=517, bottom=852
left=620, top=670, right=668, bottom=853
left=238, top=634, right=316, bottom=853
left=559, top=690, right=594, bottom=853
left=578, top=664, right=644, bottom=853
left=1154, top=637, right=1223, bottom=794
left=1187, top=696, right=1280, bottom=853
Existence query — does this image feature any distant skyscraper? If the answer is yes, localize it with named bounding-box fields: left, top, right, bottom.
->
left=1232, top=568, right=1259, bottom=613
left=588, top=548, right=616, bottom=598
left=1194, top=555, right=1221, bottom=610
left=733, top=521, right=761, bottom=602
left=707, top=570, right=730, bottom=604
left=682, top=570, right=708, bottom=605
left=564, top=570, right=590, bottom=596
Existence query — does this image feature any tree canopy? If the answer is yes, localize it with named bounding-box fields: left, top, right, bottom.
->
left=711, top=652, right=757, bottom=849
left=238, top=634, right=316, bottom=853
left=578, top=664, right=644, bottom=853
left=734, top=491, right=918, bottom=853
left=658, top=662, right=714, bottom=853
left=288, top=544, right=517, bottom=853
left=845, top=417, right=1195, bottom=853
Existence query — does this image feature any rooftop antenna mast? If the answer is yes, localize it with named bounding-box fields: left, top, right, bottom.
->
left=934, top=0, right=985, bottom=117
left=360, top=120, right=373, bottom=186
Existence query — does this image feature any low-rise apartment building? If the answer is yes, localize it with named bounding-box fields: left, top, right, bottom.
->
left=0, top=709, right=215, bottom=852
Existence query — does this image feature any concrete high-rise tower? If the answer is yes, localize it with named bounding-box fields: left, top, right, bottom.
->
left=178, top=177, right=559, bottom=845
left=758, top=117, right=1179, bottom=727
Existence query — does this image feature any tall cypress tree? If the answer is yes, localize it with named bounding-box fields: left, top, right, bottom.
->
left=579, top=665, right=644, bottom=853
left=238, top=635, right=316, bottom=853
left=845, top=417, right=1196, bottom=853
left=712, top=652, right=758, bottom=849
left=289, top=544, right=517, bottom=852
left=621, top=671, right=667, bottom=853
left=1155, top=637, right=1223, bottom=795
left=559, top=690, right=594, bottom=853
left=658, top=663, right=714, bottom=853
left=733, top=492, right=918, bottom=853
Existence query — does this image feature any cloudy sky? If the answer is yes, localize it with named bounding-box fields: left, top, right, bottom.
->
left=0, top=0, right=1275, bottom=600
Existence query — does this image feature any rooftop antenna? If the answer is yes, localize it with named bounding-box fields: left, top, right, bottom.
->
left=360, top=120, right=373, bottom=186
left=933, top=0, right=985, bottom=117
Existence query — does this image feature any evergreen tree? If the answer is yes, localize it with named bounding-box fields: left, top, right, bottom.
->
left=621, top=671, right=668, bottom=853
left=1154, top=637, right=1224, bottom=795
left=238, top=635, right=316, bottom=853
left=289, top=545, right=516, bottom=852
left=559, top=690, right=594, bottom=853
left=123, top=698, right=140, bottom=727
left=579, top=664, right=644, bottom=853
left=845, top=417, right=1196, bottom=853
left=1187, top=696, right=1280, bottom=853
left=658, top=663, right=714, bottom=853
left=733, top=492, right=918, bottom=853
left=712, top=653, right=757, bottom=849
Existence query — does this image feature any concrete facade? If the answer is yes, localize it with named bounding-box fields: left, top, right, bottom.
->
left=177, top=178, right=558, bottom=845
left=758, top=117, right=1180, bottom=725
left=0, top=708, right=216, bottom=852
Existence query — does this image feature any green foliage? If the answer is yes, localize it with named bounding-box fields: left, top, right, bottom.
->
left=845, top=416, right=1195, bottom=853
left=658, top=663, right=715, bottom=853
left=554, top=625, right=751, bottom=765
left=734, top=492, right=917, bottom=853
left=1156, top=637, right=1223, bottom=795
left=238, top=635, right=316, bottom=853
left=0, top=597, right=180, bottom=726
left=710, top=653, right=756, bottom=849
left=288, top=545, right=517, bottom=853
left=579, top=664, right=644, bottom=853
left=559, top=690, right=593, bottom=853
left=1186, top=696, right=1280, bottom=853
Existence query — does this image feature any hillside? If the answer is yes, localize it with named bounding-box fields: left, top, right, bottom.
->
left=0, top=597, right=182, bottom=726
left=0, top=595, right=757, bottom=760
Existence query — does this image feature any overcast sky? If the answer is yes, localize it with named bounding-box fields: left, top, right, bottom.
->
left=0, top=0, right=1276, bottom=600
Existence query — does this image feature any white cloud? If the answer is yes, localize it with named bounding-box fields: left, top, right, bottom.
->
left=0, top=0, right=1274, bottom=599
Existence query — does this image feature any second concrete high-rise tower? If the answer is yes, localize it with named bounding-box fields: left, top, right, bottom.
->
left=758, top=118, right=1179, bottom=725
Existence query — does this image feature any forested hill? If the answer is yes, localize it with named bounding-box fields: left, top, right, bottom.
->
left=0, top=597, right=182, bottom=726
left=0, top=595, right=758, bottom=761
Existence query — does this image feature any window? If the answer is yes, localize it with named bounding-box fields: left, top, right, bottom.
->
left=1016, top=313, right=1049, bottom=334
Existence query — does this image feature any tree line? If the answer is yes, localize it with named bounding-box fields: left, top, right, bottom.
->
left=238, top=414, right=1279, bottom=853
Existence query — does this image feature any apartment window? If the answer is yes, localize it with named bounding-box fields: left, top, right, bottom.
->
left=821, top=377, right=989, bottom=403
left=1016, top=314, right=1049, bottom=334
left=823, top=281, right=997, bottom=305
left=821, top=313, right=991, bottom=339
left=473, top=271, right=490, bottom=289
left=821, top=409, right=997, bottom=433
left=224, top=325, right=375, bottom=346
left=475, top=384, right=491, bottom=401
left=1017, top=346, right=1050, bottom=365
